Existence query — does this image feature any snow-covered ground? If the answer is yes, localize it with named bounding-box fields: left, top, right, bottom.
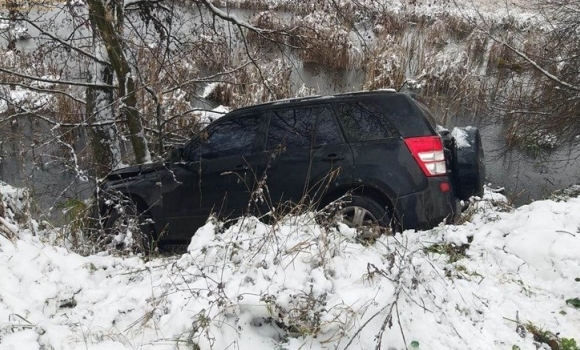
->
left=0, top=182, right=579, bottom=350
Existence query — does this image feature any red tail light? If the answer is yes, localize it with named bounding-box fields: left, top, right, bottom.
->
left=404, top=136, right=447, bottom=176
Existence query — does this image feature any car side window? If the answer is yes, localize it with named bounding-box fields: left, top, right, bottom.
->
left=187, top=116, right=261, bottom=161
left=265, top=107, right=317, bottom=151
left=314, top=107, right=342, bottom=146
left=337, top=101, right=398, bottom=142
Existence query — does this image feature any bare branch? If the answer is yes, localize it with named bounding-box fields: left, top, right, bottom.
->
left=199, top=0, right=302, bottom=48
left=124, top=0, right=168, bottom=11
left=487, top=32, right=580, bottom=92
left=19, top=18, right=111, bottom=66
left=0, top=67, right=117, bottom=89
left=199, top=0, right=266, bottom=33
left=5, top=82, right=86, bottom=105
left=161, top=60, right=254, bottom=95
left=0, top=98, right=116, bottom=128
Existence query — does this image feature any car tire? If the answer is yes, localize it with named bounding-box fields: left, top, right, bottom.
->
left=452, top=127, right=486, bottom=200
left=329, top=195, right=394, bottom=238
left=104, top=204, right=155, bottom=253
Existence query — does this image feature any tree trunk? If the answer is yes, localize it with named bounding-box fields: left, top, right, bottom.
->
left=86, top=47, right=122, bottom=177
left=6, top=0, right=19, bottom=50
left=87, top=0, right=151, bottom=164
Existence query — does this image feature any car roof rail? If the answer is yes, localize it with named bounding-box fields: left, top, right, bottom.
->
left=233, top=89, right=399, bottom=113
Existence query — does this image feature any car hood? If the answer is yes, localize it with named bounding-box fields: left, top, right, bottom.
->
left=105, top=162, right=167, bottom=181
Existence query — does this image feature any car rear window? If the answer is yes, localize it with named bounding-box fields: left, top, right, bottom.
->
left=374, top=94, right=435, bottom=137
left=336, top=101, right=398, bottom=142
left=413, top=99, right=439, bottom=129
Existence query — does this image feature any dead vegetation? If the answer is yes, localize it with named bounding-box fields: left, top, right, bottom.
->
left=203, top=57, right=292, bottom=109
left=246, top=11, right=287, bottom=46
left=372, top=12, right=408, bottom=35
left=4, top=1, right=572, bottom=156
left=289, top=11, right=358, bottom=71
left=93, top=3, right=580, bottom=115
left=362, top=35, right=406, bottom=91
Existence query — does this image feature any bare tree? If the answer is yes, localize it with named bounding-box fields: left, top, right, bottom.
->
left=482, top=0, right=580, bottom=148
left=87, top=0, right=151, bottom=166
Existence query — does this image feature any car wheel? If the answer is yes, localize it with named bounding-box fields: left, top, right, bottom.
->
left=452, top=127, right=486, bottom=200
left=335, top=195, right=394, bottom=238
left=104, top=204, right=155, bottom=253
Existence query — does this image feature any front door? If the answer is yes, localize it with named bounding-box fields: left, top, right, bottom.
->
left=161, top=114, right=264, bottom=241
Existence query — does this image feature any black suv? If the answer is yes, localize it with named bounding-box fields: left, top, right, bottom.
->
left=97, top=90, right=485, bottom=247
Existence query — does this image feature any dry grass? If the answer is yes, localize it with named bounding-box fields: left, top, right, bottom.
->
left=362, top=35, right=406, bottom=90
left=211, top=0, right=269, bottom=10
left=246, top=11, right=288, bottom=46
left=421, top=52, right=470, bottom=94
left=130, top=45, right=203, bottom=154
left=204, top=58, right=292, bottom=109
left=465, top=31, right=489, bottom=67
left=372, top=12, right=408, bottom=35
left=54, top=90, right=84, bottom=123
left=426, top=19, right=451, bottom=49
left=485, top=33, right=526, bottom=75
left=425, top=15, right=475, bottom=49
left=289, top=11, right=358, bottom=71
left=190, top=33, right=231, bottom=72
left=203, top=0, right=339, bottom=15
left=4, top=1, right=580, bottom=160
left=444, top=14, right=475, bottom=41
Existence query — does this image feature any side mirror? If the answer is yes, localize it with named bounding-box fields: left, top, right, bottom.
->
left=170, top=147, right=184, bottom=162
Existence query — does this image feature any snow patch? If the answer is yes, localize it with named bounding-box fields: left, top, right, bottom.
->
left=451, top=126, right=473, bottom=148
left=194, top=105, right=229, bottom=126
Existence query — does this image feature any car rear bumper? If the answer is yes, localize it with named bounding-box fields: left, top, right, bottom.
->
left=393, top=177, right=459, bottom=231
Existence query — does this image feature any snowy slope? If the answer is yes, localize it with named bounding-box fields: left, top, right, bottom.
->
left=0, top=183, right=579, bottom=350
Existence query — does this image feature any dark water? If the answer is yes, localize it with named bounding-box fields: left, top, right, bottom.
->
left=448, top=113, right=580, bottom=205
left=0, top=116, right=94, bottom=222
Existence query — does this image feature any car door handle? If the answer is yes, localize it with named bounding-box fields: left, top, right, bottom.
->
left=233, top=165, right=250, bottom=172
left=322, top=153, right=345, bottom=161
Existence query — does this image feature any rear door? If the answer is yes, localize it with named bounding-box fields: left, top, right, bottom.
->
left=336, top=99, right=425, bottom=198
left=260, top=104, right=353, bottom=211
